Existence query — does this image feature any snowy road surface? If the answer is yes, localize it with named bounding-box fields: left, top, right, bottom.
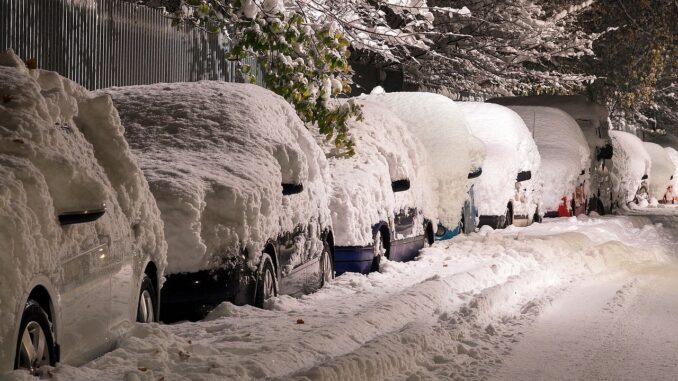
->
left=5, top=213, right=678, bottom=381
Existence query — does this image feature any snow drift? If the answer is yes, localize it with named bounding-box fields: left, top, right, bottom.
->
left=665, top=147, right=678, bottom=197
left=0, top=50, right=166, bottom=367
left=101, top=82, right=332, bottom=274
left=610, top=131, right=651, bottom=205
left=365, top=91, right=485, bottom=229
left=643, top=142, right=675, bottom=201
left=456, top=102, right=541, bottom=218
left=324, top=98, right=436, bottom=246
left=508, top=106, right=590, bottom=213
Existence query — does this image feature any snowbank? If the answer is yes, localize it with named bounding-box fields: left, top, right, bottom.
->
left=0, top=50, right=166, bottom=366
left=456, top=102, right=541, bottom=217
left=324, top=98, right=436, bottom=246
left=665, top=147, right=678, bottom=194
left=643, top=142, right=676, bottom=201
left=610, top=131, right=651, bottom=204
left=101, top=82, right=331, bottom=274
left=365, top=91, right=485, bottom=228
left=508, top=106, right=590, bottom=212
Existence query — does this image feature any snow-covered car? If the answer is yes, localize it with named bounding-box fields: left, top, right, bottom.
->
left=457, top=102, right=541, bottom=228
left=507, top=106, right=591, bottom=217
left=662, top=147, right=678, bottom=204
left=643, top=142, right=676, bottom=204
left=0, top=51, right=166, bottom=375
left=327, top=98, right=437, bottom=274
left=366, top=90, right=485, bottom=239
left=609, top=130, right=651, bottom=207
left=487, top=95, right=612, bottom=214
left=104, top=82, right=334, bottom=322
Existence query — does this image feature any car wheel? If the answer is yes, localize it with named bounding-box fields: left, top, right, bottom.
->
left=15, top=300, right=56, bottom=374
left=459, top=213, right=466, bottom=235
left=319, top=242, right=334, bottom=287
left=504, top=205, right=513, bottom=228
left=370, top=230, right=386, bottom=272
left=255, top=254, right=278, bottom=307
left=137, top=275, right=158, bottom=323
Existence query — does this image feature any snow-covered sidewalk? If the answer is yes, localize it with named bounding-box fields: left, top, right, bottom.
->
left=7, top=215, right=676, bottom=381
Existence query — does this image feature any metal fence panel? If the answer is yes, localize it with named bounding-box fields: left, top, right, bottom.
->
left=0, top=0, right=262, bottom=89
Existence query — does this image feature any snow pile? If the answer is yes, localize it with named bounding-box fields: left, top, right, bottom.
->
left=456, top=102, right=541, bottom=217
left=324, top=98, right=436, bottom=246
left=610, top=130, right=651, bottom=204
left=643, top=142, right=676, bottom=201
left=365, top=91, right=485, bottom=228
left=508, top=106, right=590, bottom=212
left=27, top=215, right=672, bottom=381
left=0, top=50, right=166, bottom=365
left=101, top=82, right=331, bottom=274
left=665, top=147, right=678, bottom=193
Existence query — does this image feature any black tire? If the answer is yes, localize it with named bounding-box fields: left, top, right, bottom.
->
left=15, top=300, right=56, bottom=374
left=137, top=275, right=158, bottom=323
left=370, top=230, right=386, bottom=272
left=255, top=254, right=278, bottom=308
left=319, top=242, right=334, bottom=287
left=503, top=204, right=513, bottom=228
left=424, top=222, right=434, bottom=247
left=459, top=214, right=465, bottom=235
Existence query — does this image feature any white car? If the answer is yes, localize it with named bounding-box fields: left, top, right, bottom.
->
left=327, top=98, right=437, bottom=274
left=662, top=147, right=678, bottom=204
left=643, top=142, right=676, bottom=204
left=609, top=130, right=651, bottom=207
left=0, top=51, right=166, bottom=375
left=104, top=82, right=334, bottom=322
left=367, top=90, right=485, bottom=238
left=508, top=106, right=590, bottom=217
left=457, top=102, right=541, bottom=228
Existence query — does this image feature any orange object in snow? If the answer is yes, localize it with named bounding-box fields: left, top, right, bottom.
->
left=558, top=196, right=571, bottom=217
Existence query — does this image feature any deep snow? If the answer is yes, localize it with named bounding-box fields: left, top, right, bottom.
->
left=610, top=130, right=651, bottom=205
left=7, top=212, right=677, bottom=381
left=643, top=142, right=676, bottom=201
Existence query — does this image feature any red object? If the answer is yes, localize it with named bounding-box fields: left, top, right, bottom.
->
left=558, top=196, right=571, bottom=217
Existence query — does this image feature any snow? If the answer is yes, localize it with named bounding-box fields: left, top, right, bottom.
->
left=507, top=106, right=590, bottom=213
left=456, top=102, right=541, bottom=218
left=100, top=82, right=332, bottom=274
left=609, top=130, right=651, bottom=205
left=364, top=90, right=485, bottom=229
left=14, top=213, right=675, bottom=381
left=665, top=147, right=678, bottom=194
left=323, top=98, right=436, bottom=246
left=0, top=49, right=166, bottom=367
left=643, top=142, right=676, bottom=201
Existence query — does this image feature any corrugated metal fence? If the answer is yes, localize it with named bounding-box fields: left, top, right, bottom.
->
left=0, top=0, right=263, bottom=89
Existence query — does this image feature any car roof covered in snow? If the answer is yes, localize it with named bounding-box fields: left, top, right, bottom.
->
left=643, top=142, right=676, bottom=200
left=324, top=97, right=437, bottom=246
left=610, top=130, right=651, bottom=204
left=364, top=91, right=485, bottom=229
left=102, top=81, right=331, bottom=274
left=507, top=106, right=590, bottom=211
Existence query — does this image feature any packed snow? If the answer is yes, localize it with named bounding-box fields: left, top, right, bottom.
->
left=101, top=82, right=332, bottom=274
left=609, top=130, right=651, bottom=205
left=365, top=90, right=486, bottom=229
left=323, top=97, right=436, bottom=246
left=456, top=102, right=541, bottom=218
left=664, top=147, right=678, bottom=200
left=0, top=49, right=166, bottom=369
left=643, top=142, right=676, bottom=202
left=508, top=106, right=590, bottom=213
left=9, top=213, right=676, bottom=381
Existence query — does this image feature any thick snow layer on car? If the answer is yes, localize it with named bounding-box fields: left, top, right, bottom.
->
left=0, top=50, right=166, bottom=361
left=610, top=131, right=651, bottom=204
left=324, top=98, right=437, bottom=246
left=643, top=142, right=676, bottom=200
left=508, top=106, right=590, bottom=212
left=457, top=102, right=541, bottom=217
left=365, top=91, right=485, bottom=228
left=102, top=82, right=332, bottom=274
left=665, top=147, right=678, bottom=193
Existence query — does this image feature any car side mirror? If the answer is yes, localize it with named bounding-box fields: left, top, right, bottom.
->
left=642, top=174, right=648, bottom=180
left=58, top=206, right=106, bottom=225
left=597, top=143, right=613, bottom=160
left=391, top=179, right=411, bottom=193
left=468, top=168, right=483, bottom=179
left=282, top=183, right=304, bottom=196
left=516, top=171, right=532, bottom=182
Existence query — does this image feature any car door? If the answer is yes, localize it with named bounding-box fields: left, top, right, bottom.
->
left=277, top=226, right=307, bottom=297
left=108, top=225, right=137, bottom=338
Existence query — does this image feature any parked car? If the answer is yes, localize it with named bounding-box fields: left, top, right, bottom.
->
left=487, top=95, right=612, bottom=214
left=507, top=106, right=590, bottom=217
left=662, top=147, right=678, bottom=204
left=609, top=130, right=652, bottom=207
left=104, top=82, right=334, bottom=322
left=0, top=50, right=166, bottom=375
left=457, top=102, right=541, bottom=228
left=367, top=90, right=485, bottom=239
left=643, top=142, right=676, bottom=204
left=327, top=98, right=437, bottom=274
